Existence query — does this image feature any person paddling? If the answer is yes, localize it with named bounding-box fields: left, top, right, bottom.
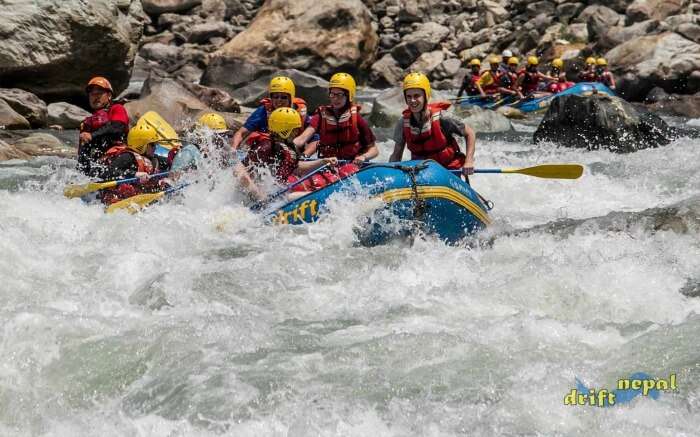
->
left=457, top=58, right=483, bottom=98
left=77, top=77, right=129, bottom=177
left=390, top=72, right=476, bottom=178
left=99, top=121, right=163, bottom=205
left=476, top=56, right=502, bottom=98
left=515, top=56, right=555, bottom=99
left=293, top=72, right=378, bottom=170
left=234, top=108, right=337, bottom=202
left=578, top=57, right=597, bottom=82
left=546, top=58, right=574, bottom=93
left=230, top=76, right=317, bottom=157
left=594, top=58, right=616, bottom=90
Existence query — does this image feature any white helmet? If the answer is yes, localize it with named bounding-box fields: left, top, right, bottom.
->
left=501, top=49, right=513, bottom=59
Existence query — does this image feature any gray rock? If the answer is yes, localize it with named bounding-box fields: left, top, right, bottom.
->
left=141, top=0, right=202, bottom=15
left=186, top=21, right=231, bottom=44
left=644, top=86, right=670, bottom=103
left=391, top=22, right=450, bottom=68
left=397, top=0, right=431, bottom=23
left=557, top=3, right=585, bottom=24
left=0, top=138, right=31, bottom=161
left=458, top=42, right=493, bottom=63
left=201, top=0, right=227, bottom=21
left=606, top=32, right=700, bottom=100
left=455, top=105, right=513, bottom=133
left=626, top=0, right=686, bottom=24
left=433, top=58, right=462, bottom=80
left=0, top=88, right=47, bottom=128
left=598, top=19, right=659, bottom=50
left=0, top=99, right=30, bottom=130
left=47, top=102, right=91, bottom=129
left=677, top=22, right=700, bottom=43
left=228, top=68, right=329, bottom=111
left=564, top=23, right=589, bottom=43
left=525, top=1, right=555, bottom=18
left=579, top=5, right=623, bottom=43
left=646, top=92, right=700, bottom=118
left=369, top=54, right=405, bottom=88
left=140, top=42, right=182, bottom=65
left=379, top=33, right=401, bottom=49
left=409, top=50, right=445, bottom=76
left=12, top=133, right=74, bottom=158
left=533, top=93, right=676, bottom=153
left=0, top=0, right=143, bottom=102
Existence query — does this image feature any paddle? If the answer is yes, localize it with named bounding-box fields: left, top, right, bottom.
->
left=105, top=183, right=189, bottom=214
left=450, top=164, right=583, bottom=179
left=250, top=163, right=330, bottom=211
left=64, top=171, right=171, bottom=198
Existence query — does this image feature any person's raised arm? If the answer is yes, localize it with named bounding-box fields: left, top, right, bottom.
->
left=231, top=126, right=249, bottom=150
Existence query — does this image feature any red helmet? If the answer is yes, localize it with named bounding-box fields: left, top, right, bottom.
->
left=86, top=76, right=113, bottom=94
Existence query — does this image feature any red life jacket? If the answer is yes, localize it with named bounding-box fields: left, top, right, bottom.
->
left=482, top=71, right=500, bottom=94
left=596, top=72, right=614, bottom=87
left=80, top=104, right=129, bottom=134
left=245, top=132, right=299, bottom=182
left=579, top=71, right=597, bottom=82
left=287, top=163, right=360, bottom=192
left=519, top=69, right=541, bottom=94
left=101, top=145, right=156, bottom=174
left=466, top=73, right=481, bottom=95
left=317, top=105, right=363, bottom=159
left=401, top=102, right=464, bottom=170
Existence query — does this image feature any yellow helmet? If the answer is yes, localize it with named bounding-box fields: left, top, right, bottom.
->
left=127, top=122, right=160, bottom=155
left=508, top=56, right=519, bottom=65
left=269, top=76, right=295, bottom=100
left=527, top=56, right=539, bottom=66
left=596, top=58, right=608, bottom=66
left=585, top=57, right=596, bottom=65
left=469, top=58, right=481, bottom=67
left=402, top=72, right=431, bottom=100
left=197, top=112, right=228, bottom=133
left=268, top=107, right=302, bottom=139
left=329, top=72, right=356, bottom=102
left=489, top=55, right=501, bottom=65
left=552, top=58, right=564, bottom=69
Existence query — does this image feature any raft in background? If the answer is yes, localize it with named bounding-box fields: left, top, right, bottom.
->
left=262, top=160, right=491, bottom=245
left=459, top=82, right=615, bottom=113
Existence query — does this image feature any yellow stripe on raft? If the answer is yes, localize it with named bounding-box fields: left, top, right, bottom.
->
left=379, top=186, right=492, bottom=225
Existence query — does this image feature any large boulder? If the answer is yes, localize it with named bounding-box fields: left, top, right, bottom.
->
left=141, top=0, right=202, bottom=15
left=0, top=0, right=145, bottom=102
left=367, top=86, right=453, bottom=128
left=605, top=32, right=700, bottom=100
left=0, top=88, right=48, bottom=128
left=0, top=99, right=30, bottom=130
left=626, top=0, right=686, bottom=23
left=125, top=78, right=209, bottom=126
left=0, top=139, right=32, bottom=161
left=391, top=22, right=450, bottom=68
left=369, top=54, right=405, bottom=88
left=208, top=0, right=378, bottom=79
left=533, top=93, right=677, bottom=153
left=47, top=102, right=91, bottom=130
left=598, top=20, right=659, bottom=51
left=455, top=105, right=513, bottom=133
left=646, top=92, right=700, bottom=118
left=11, top=133, right=75, bottom=158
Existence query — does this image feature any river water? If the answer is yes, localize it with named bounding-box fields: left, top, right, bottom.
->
left=1, top=120, right=699, bottom=436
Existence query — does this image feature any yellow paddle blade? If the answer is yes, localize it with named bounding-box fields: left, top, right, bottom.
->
left=105, top=191, right=166, bottom=214
left=505, top=164, right=584, bottom=179
left=140, top=111, right=178, bottom=142
left=63, top=180, right=118, bottom=198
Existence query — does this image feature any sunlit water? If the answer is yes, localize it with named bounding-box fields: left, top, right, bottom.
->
left=1, top=125, right=699, bottom=436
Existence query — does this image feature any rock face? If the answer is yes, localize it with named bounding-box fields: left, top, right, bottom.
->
left=533, top=93, right=677, bottom=153
left=209, top=0, right=378, bottom=79
left=0, top=89, right=48, bottom=128
left=606, top=32, right=700, bottom=100
left=47, top=102, right=92, bottom=130
left=225, top=69, right=330, bottom=111
left=455, top=105, right=513, bottom=133
left=0, top=0, right=145, bottom=102
left=0, top=99, right=30, bottom=130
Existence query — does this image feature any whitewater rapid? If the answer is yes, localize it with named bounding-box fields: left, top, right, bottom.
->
left=1, top=129, right=699, bottom=436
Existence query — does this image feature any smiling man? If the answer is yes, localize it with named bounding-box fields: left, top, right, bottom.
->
left=77, top=76, right=130, bottom=177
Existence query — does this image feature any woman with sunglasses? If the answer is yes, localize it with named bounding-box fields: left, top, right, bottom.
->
left=292, top=73, right=378, bottom=173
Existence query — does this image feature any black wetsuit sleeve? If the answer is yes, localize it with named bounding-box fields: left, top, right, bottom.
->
left=91, top=121, right=127, bottom=141
left=102, top=153, right=138, bottom=180
left=457, top=77, right=469, bottom=98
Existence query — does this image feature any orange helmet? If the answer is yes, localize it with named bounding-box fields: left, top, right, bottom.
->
left=86, top=77, right=113, bottom=94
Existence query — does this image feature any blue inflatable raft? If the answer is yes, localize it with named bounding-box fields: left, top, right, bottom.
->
left=459, top=82, right=615, bottom=113
left=262, top=160, right=491, bottom=245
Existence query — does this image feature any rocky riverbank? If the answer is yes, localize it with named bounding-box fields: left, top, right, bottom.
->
left=2, top=0, right=700, bottom=159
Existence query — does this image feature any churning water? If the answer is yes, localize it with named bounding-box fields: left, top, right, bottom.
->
left=1, top=128, right=699, bottom=436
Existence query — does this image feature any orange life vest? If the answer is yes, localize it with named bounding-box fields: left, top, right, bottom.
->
left=317, top=105, right=362, bottom=159
left=402, top=102, right=464, bottom=170
left=259, top=97, right=308, bottom=123
left=101, top=145, right=155, bottom=174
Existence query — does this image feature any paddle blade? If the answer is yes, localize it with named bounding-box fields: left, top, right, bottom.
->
left=508, top=164, right=584, bottom=179
left=63, top=181, right=117, bottom=198
left=105, top=191, right=166, bottom=214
